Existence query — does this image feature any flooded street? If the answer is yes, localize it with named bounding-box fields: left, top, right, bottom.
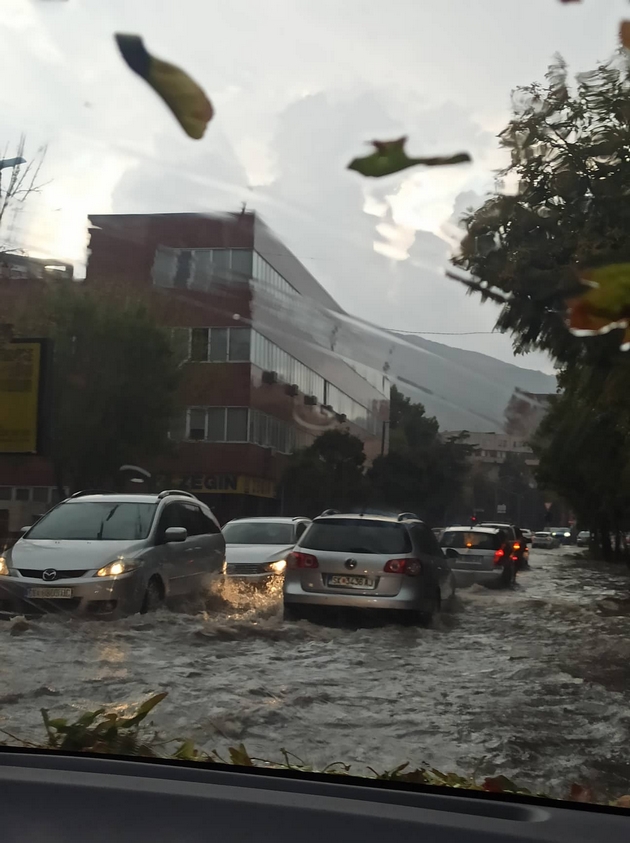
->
left=1, top=547, right=630, bottom=798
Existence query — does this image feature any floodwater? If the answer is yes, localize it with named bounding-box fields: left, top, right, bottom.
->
left=1, top=547, right=630, bottom=799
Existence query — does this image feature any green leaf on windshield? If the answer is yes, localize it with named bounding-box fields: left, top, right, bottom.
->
left=115, top=34, right=214, bottom=139
left=347, top=137, right=471, bottom=178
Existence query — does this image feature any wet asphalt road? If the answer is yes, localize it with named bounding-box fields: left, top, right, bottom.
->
left=1, top=546, right=630, bottom=798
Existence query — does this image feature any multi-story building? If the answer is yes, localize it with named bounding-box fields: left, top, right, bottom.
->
left=442, top=430, right=538, bottom=478
left=86, top=212, right=390, bottom=522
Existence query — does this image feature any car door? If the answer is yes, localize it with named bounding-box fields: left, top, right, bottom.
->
left=412, top=524, right=451, bottom=599
left=153, top=502, right=199, bottom=596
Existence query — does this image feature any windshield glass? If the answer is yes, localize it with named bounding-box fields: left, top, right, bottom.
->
left=3, top=0, right=630, bottom=814
left=441, top=531, right=502, bottom=550
left=301, top=520, right=412, bottom=554
left=26, top=502, right=157, bottom=540
left=222, top=522, right=293, bottom=544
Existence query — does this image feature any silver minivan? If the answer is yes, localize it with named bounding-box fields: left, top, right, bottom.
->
left=0, top=490, right=225, bottom=617
left=440, top=526, right=516, bottom=588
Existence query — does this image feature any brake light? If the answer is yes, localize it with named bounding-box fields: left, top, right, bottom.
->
left=384, top=558, right=423, bottom=576
left=493, top=548, right=505, bottom=565
left=287, top=551, right=319, bottom=569
left=513, top=543, right=521, bottom=550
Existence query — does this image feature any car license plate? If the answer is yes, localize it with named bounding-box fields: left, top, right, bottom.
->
left=328, top=575, right=375, bottom=589
left=26, top=588, right=73, bottom=599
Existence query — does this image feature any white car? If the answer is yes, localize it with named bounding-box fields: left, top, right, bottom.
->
left=531, top=531, right=559, bottom=549
left=222, top=517, right=311, bottom=583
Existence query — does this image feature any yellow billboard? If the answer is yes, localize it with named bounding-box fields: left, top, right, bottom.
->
left=0, top=341, right=42, bottom=453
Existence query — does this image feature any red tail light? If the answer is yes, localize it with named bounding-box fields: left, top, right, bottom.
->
left=513, top=543, right=521, bottom=550
left=287, top=551, right=318, bottom=569
left=384, top=558, right=423, bottom=576
left=493, top=548, right=505, bottom=565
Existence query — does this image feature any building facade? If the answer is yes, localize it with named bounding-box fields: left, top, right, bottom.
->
left=86, top=212, right=390, bottom=523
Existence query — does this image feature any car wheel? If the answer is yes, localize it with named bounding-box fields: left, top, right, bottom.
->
left=283, top=603, right=305, bottom=622
left=416, top=587, right=441, bottom=626
left=141, top=577, right=164, bottom=614
left=500, top=561, right=516, bottom=588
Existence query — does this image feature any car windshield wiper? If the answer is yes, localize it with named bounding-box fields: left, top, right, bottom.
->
left=96, top=505, right=119, bottom=540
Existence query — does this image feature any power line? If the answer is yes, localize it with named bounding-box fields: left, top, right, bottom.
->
left=389, top=329, right=499, bottom=336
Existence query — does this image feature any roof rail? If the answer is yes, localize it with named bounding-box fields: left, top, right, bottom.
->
left=397, top=512, right=420, bottom=522
left=319, top=508, right=339, bottom=517
left=69, top=489, right=110, bottom=498
left=157, top=489, right=197, bottom=500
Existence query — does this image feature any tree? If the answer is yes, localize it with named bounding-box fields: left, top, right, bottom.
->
left=281, top=429, right=370, bottom=516
left=0, top=136, right=47, bottom=251
left=369, top=387, right=472, bottom=524
left=452, top=54, right=630, bottom=365
left=451, top=53, right=630, bottom=555
left=17, top=282, right=180, bottom=492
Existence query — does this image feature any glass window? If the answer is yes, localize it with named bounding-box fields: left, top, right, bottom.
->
left=230, top=250, right=252, bottom=277
left=0, top=487, right=11, bottom=500
left=180, top=503, right=205, bottom=536
left=207, top=408, right=226, bottom=441
left=157, top=502, right=188, bottom=536
left=198, top=508, right=220, bottom=535
left=28, top=501, right=157, bottom=541
left=188, top=409, right=206, bottom=440
left=301, top=519, right=412, bottom=554
left=32, top=487, right=50, bottom=504
left=210, top=328, right=228, bottom=362
left=211, top=249, right=229, bottom=272
left=229, top=328, right=251, bottom=361
left=226, top=408, right=248, bottom=441
left=15, top=488, right=30, bottom=502
left=190, top=328, right=209, bottom=362
left=441, top=531, right=503, bottom=551
left=223, top=521, right=294, bottom=544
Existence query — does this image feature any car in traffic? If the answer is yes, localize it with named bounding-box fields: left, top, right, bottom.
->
left=550, top=527, right=574, bottom=545
left=0, top=490, right=225, bottom=618
left=222, top=516, right=311, bottom=583
left=479, top=521, right=529, bottom=570
left=576, top=530, right=591, bottom=547
left=519, top=528, right=533, bottom=545
left=439, top=526, right=517, bottom=588
left=283, top=511, right=455, bottom=623
left=532, top=531, right=559, bottom=549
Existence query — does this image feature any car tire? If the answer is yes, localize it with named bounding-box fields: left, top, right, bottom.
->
left=283, top=603, right=305, bottom=622
left=141, top=577, right=164, bottom=614
left=500, top=561, right=517, bottom=588
left=415, top=587, right=441, bottom=626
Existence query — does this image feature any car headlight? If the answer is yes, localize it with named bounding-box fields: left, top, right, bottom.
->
left=564, top=532, right=571, bottom=537
left=0, top=556, right=8, bottom=576
left=266, top=559, right=287, bottom=573
left=96, top=560, right=139, bottom=577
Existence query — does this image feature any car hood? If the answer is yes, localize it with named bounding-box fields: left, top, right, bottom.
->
left=225, top=543, right=294, bottom=565
left=6, top=539, right=147, bottom=571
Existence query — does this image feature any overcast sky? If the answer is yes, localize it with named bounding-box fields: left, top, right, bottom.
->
left=3, top=0, right=628, bottom=374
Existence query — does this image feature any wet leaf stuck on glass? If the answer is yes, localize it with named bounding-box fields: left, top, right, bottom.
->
left=115, top=34, right=214, bottom=139
left=347, top=137, right=471, bottom=178
left=621, top=21, right=630, bottom=50
left=567, top=263, right=630, bottom=344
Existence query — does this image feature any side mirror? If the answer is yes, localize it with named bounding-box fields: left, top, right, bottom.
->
left=444, top=547, right=459, bottom=559
left=19, top=526, right=32, bottom=534
left=164, top=526, right=187, bottom=543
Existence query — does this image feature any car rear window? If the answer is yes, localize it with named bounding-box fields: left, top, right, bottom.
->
left=441, top=531, right=502, bottom=550
left=300, top=519, right=412, bottom=555
left=535, top=532, right=550, bottom=537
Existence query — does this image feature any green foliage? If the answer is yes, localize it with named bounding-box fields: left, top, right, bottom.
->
left=281, top=429, right=370, bottom=515
left=452, top=53, right=630, bottom=364
left=348, top=137, right=471, bottom=178
left=369, top=387, right=473, bottom=523
left=2, top=693, right=629, bottom=808
left=19, top=282, right=180, bottom=491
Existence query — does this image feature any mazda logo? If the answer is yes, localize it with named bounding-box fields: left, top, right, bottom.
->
left=344, top=558, right=357, bottom=570
left=42, top=569, right=58, bottom=582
